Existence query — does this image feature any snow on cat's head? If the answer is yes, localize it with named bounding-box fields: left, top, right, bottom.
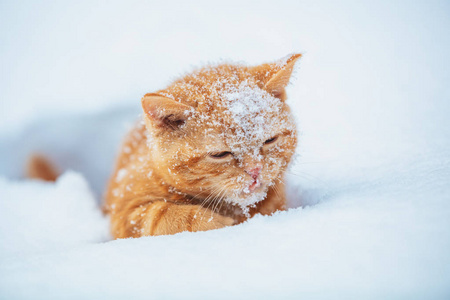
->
left=141, top=54, right=301, bottom=211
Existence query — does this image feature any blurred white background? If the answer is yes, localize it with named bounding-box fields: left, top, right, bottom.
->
left=1, top=0, right=449, bottom=188
left=2, top=1, right=449, bottom=133
left=0, top=1, right=450, bottom=177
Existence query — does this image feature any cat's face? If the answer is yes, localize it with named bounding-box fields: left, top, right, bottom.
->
left=142, top=54, right=300, bottom=210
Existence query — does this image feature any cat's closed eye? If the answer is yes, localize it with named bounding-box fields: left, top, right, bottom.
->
left=264, top=136, right=278, bottom=145
left=209, top=151, right=233, bottom=159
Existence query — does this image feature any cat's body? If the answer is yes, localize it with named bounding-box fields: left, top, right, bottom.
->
left=104, top=54, right=301, bottom=238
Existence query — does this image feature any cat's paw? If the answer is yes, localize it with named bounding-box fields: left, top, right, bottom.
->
left=209, top=214, right=235, bottom=228
left=191, top=208, right=235, bottom=231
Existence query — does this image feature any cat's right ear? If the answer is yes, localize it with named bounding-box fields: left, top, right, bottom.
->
left=251, top=53, right=302, bottom=101
left=141, top=93, right=193, bottom=129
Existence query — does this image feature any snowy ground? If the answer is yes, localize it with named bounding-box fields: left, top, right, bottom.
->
left=1, top=1, right=450, bottom=299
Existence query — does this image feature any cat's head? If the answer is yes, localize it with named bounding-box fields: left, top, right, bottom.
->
left=142, top=54, right=301, bottom=210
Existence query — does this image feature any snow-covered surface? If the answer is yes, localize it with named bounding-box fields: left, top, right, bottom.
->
left=1, top=1, right=450, bottom=299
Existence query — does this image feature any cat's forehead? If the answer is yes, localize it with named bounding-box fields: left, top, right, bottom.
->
left=161, top=64, right=296, bottom=158
left=163, top=64, right=253, bottom=106
left=182, top=76, right=286, bottom=131
left=164, top=64, right=279, bottom=116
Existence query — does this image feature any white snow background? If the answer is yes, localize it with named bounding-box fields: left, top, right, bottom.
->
left=1, top=1, right=450, bottom=299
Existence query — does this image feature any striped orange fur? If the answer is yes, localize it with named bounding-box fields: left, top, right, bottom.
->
left=105, top=54, right=301, bottom=238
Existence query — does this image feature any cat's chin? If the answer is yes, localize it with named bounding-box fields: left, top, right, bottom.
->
left=225, top=185, right=269, bottom=214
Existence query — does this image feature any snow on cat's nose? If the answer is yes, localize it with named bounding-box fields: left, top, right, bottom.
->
left=245, top=164, right=262, bottom=192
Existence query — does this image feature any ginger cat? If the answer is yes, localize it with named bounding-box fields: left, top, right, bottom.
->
left=104, top=54, right=301, bottom=238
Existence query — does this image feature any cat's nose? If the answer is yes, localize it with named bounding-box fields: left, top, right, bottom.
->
left=245, top=164, right=262, bottom=179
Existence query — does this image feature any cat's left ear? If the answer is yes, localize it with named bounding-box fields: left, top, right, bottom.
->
left=141, top=93, right=193, bottom=129
left=252, top=53, right=302, bottom=100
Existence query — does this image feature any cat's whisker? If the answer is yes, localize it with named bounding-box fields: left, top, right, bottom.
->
left=195, top=193, right=213, bottom=220
left=286, top=171, right=326, bottom=185
left=293, top=161, right=327, bottom=165
left=195, top=184, right=227, bottom=221
left=190, top=185, right=218, bottom=201
left=204, top=182, right=231, bottom=220
left=211, top=185, right=228, bottom=215
left=272, top=183, right=282, bottom=200
left=201, top=196, right=216, bottom=221
left=191, top=186, right=221, bottom=220
left=206, top=184, right=229, bottom=220
left=217, top=194, right=226, bottom=216
left=276, top=176, right=286, bottom=185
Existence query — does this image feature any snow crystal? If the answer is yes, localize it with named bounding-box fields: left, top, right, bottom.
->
left=112, top=188, right=120, bottom=197
left=115, top=168, right=128, bottom=182
left=221, top=80, right=295, bottom=160
left=274, top=53, right=291, bottom=68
